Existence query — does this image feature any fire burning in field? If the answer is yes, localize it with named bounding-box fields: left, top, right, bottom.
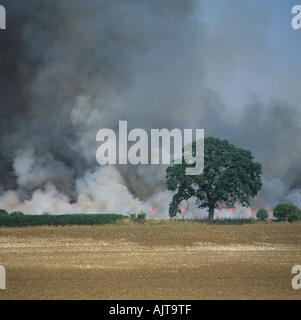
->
left=1, top=1, right=301, bottom=220
left=249, top=208, right=256, bottom=215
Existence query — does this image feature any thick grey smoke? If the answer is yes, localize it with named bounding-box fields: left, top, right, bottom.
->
left=0, top=0, right=300, bottom=217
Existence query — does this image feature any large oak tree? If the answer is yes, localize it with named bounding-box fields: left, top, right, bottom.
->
left=166, top=137, right=263, bottom=222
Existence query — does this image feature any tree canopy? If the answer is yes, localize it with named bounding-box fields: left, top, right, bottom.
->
left=166, top=137, right=263, bottom=222
left=256, top=208, right=269, bottom=221
left=273, top=203, right=301, bottom=223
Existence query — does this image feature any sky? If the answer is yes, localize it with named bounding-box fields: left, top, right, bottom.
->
left=0, top=0, right=301, bottom=217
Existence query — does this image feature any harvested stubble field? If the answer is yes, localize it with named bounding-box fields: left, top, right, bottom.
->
left=0, top=222, right=301, bottom=300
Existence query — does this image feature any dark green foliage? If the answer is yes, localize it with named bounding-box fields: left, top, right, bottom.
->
left=129, top=212, right=147, bottom=223
left=10, top=211, right=25, bottom=217
left=181, top=218, right=254, bottom=225
left=211, top=218, right=254, bottom=225
left=0, top=209, right=9, bottom=217
left=137, top=212, right=147, bottom=223
left=256, top=208, right=269, bottom=221
left=166, top=137, right=263, bottom=222
left=273, top=204, right=301, bottom=223
left=0, top=213, right=126, bottom=227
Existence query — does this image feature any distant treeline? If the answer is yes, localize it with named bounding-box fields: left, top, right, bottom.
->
left=0, top=209, right=125, bottom=227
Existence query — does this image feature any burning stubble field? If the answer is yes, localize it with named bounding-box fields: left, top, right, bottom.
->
left=0, top=222, right=301, bottom=300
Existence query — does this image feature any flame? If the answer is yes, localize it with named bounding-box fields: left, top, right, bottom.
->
left=180, top=207, right=185, bottom=213
left=249, top=208, right=256, bottom=215
left=149, top=207, right=155, bottom=212
left=220, top=207, right=233, bottom=213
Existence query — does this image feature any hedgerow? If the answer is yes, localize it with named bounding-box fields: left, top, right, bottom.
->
left=0, top=213, right=126, bottom=227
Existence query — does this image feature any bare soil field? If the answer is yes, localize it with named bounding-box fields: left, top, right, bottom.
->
left=0, top=222, right=301, bottom=300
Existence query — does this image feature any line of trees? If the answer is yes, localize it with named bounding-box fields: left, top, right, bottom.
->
left=256, top=204, right=301, bottom=223
left=0, top=209, right=125, bottom=227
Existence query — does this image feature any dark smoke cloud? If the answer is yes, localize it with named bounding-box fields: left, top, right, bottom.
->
left=0, top=0, right=300, bottom=215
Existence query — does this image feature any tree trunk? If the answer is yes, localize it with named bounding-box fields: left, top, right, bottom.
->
left=208, top=206, right=214, bottom=223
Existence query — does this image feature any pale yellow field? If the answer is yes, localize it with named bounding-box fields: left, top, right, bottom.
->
left=0, top=222, right=301, bottom=300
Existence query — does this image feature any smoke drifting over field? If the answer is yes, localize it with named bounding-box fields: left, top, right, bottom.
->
left=0, top=0, right=301, bottom=217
